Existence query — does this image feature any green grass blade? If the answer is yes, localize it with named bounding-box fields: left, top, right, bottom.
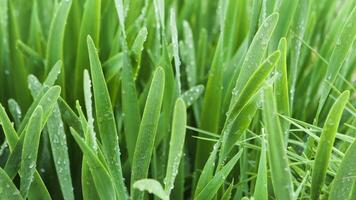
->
left=316, top=7, right=356, bottom=119
left=180, top=85, right=204, bottom=108
left=8, top=98, right=22, bottom=129
left=194, top=149, right=243, bottom=200
left=253, top=132, right=267, bottom=200
left=133, top=179, right=169, bottom=200
left=131, top=67, right=165, bottom=199
left=87, top=36, right=128, bottom=199
left=20, top=106, right=43, bottom=198
left=83, top=70, right=97, bottom=151
left=275, top=38, right=290, bottom=144
left=311, top=91, right=350, bottom=200
left=263, top=84, right=293, bottom=200
left=121, top=55, right=141, bottom=165
left=221, top=180, right=234, bottom=200
left=0, top=104, right=19, bottom=150
left=0, top=167, right=23, bottom=200
left=164, top=98, right=187, bottom=195
left=70, top=128, right=116, bottom=200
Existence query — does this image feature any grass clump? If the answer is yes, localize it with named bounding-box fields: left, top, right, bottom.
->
left=0, top=0, right=355, bottom=199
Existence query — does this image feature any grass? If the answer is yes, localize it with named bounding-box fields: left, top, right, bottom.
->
left=0, top=0, right=355, bottom=200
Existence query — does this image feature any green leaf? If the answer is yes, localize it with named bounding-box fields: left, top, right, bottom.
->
left=194, top=149, right=243, bottom=200
left=20, top=106, right=43, bottom=198
left=131, top=67, right=165, bottom=199
left=87, top=36, right=128, bottom=199
left=70, top=128, right=116, bottom=200
left=0, top=104, right=19, bottom=150
left=165, top=98, right=187, bottom=195
left=180, top=85, right=204, bottom=108
left=263, top=84, right=293, bottom=200
left=133, top=179, right=169, bottom=200
left=254, top=132, right=267, bottom=200
left=0, top=167, right=23, bottom=200
left=311, top=91, right=350, bottom=200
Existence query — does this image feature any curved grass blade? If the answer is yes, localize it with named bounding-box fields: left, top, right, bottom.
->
left=311, top=91, right=350, bottom=200
left=131, top=67, right=165, bottom=199
left=70, top=128, right=116, bottom=200
left=329, top=138, right=356, bottom=199
left=8, top=99, right=22, bottom=129
left=221, top=180, right=234, bottom=200
left=20, top=106, right=43, bottom=198
left=220, top=51, right=280, bottom=163
left=0, top=167, right=23, bottom=200
left=133, top=179, right=169, bottom=200
left=165, top=98, right=187, bottom=195
left=263, top=84, right=293, bottom=200
left=87, top=36, right=128, bottom=199
left=194, top=149, right=243, bottom=200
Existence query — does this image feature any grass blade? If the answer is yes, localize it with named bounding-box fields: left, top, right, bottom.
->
left=0, top=167, right=23, bottom=200
left=87, top=36, right=128, bottom=199
left=263, top=84, right=294, bottom=200
left=311, top=91, right=350, bottom=200
left=131, top=67, right=165, bottom=199
left=20, top=106, right=43, bottom=198
left=254, top=131, right=267, bottom=200
left=164, top=98, right=187, bottom=195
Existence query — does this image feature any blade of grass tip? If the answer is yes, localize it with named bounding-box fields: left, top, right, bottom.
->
left=275, top=38, right=290, bottom=145
left=58, top=98, right=83, bottom=135
left=131, top=67, right=165, bottom=200
left=16, top=40, right=43, bottom=66
left=181, top=21, right=197, bottom=88
left=20, top=106, right=43, bottom=198
left=121, top=55, right=141, bottom=165
left=8, top=99, right=22, bottom=129
left=180, top=85, right=205, bottom=108
left=83, top=70, right=97, bottom=151
left=316, top=7, right=356, bottom=121
left=130, top=26, right=148, bottom=77
left=221, top=180, right=234, bottom=200
left=164, top=98, right=187, bottom=195
left=262, top=84, right=293, bottom=200
left=45, top=0, right=72, bottom=88
left=133, top=179, right=169, bottom=200
left=0, top=167, right=23, bottom=200
left=253, top=129, right=267, bottom=200
left=87, top=36, right=128, bottom=198
left=194, top=142, right=221, bottom=196
left=332, top=126, right=356, bottom=199
left=311, top=91, right=350, bottom=200
left=74, top=0, right=101, bottom=100
left=0, top=104, right=19, bottom=150
left=219, top=51, right=280, bottom=164
left=70, top=128, right=116, bottom=200
left=194, top=149, right=243, bottom=200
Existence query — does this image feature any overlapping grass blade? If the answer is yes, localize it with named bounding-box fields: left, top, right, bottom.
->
left=311, top=91, right=350, bottom=200
left=70, top=128, right=116, bottom=200
left=0, top=167, right=23, bottom=200
left=133, top=179, right=169, bottom=200
left=87, top=36, right=128, bottom=199
left=0, top=104, right=19, bottom=150
left=194, top=149, right=243, bottom=200
left=8, top=99, right=22, bottom=129
left=263, top=84, right=293, bottom=200
left=20, top=106, right=43, bottom=198
left=131, top=67, right=165, bottom=199
left=164, top=98, right=187, bottom=195
left=253, top=131, right=267, bottom=200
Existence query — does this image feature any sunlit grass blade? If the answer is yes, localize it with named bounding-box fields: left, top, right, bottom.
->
left=70, top=128, right=116, bottom=200
left=20, top=106, right=43, bottom=198
left=0, top=167, right=23, bottom=200
left=263, top=84, right=293, bottom=200
left=131, top=67, right=165, bottom=199
left=311, top=91, right=350, bottom=200
left=164, top=98, right=187, bottom=195
left=87, top=36, right=128, bottom=199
